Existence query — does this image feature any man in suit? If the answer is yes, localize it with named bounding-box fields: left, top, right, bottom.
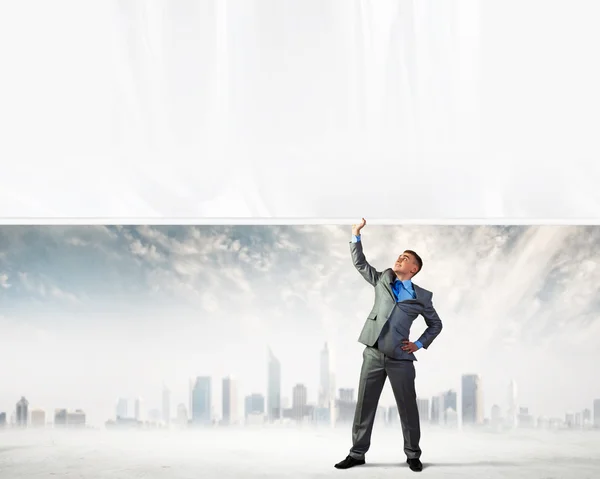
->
left=334, top=218, right=443, bottom=473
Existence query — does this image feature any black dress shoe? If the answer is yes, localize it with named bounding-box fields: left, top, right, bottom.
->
left=334, top=455, right=366, bottom=469
left=406, top=458, right=423, bottom=472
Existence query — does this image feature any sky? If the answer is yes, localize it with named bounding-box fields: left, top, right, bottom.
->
left=1, top=224, right=600, bottom=426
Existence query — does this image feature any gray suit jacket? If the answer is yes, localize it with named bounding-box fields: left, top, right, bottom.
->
left=350, top=240, right=443, bottom=361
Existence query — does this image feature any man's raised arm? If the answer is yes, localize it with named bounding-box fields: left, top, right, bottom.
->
left=349, top=218, right=382, bottom=287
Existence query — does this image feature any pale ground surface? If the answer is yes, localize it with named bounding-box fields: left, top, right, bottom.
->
left=1, top=426, right=599, bottom=478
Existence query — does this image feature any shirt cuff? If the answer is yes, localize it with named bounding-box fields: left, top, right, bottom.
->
left=414, top=340, right=423, bottom=349
left=351, top=235, right=361, bottom=243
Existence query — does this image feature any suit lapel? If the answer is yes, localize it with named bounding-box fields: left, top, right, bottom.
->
left=383, top=269, right=396, bottom=301
left=409, top=283, right=425, bottom=306
left=412, top=283, right=421, bottom=300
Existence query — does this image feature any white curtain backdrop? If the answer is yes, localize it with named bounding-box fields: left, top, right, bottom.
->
left=0, top=0, right=598, bottom=219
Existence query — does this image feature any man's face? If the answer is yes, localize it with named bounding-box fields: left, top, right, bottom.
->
left=393, top=252, right=419, bottom=277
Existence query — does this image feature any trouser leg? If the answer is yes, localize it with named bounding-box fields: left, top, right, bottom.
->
left=349, top=347, right=387, bottom=460
left=386, top=358, right=421, bottom=459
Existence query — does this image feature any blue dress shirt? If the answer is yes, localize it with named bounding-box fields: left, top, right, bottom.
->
left=352, top=234, right=423, bottom=350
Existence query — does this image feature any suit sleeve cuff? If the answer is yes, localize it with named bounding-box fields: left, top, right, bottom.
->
left=414, top=340, right=423, bottom=349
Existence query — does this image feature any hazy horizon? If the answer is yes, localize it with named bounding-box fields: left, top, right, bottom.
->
left=1, top=224, right=600, bottom=426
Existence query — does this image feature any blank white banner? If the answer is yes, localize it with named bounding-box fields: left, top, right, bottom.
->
left=0, top=0, right=598, bottom=220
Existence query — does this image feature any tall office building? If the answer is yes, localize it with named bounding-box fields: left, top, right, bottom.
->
left=445, top=407, right=458, bottom=427
left=0, top=412, right=6, bottom=427
left=506, top=379, right=518, bottom=428
left=336, top=388, right=356, bottom=423
left=222, top=377, right=238, bottom=425
left=565, top=412, right=575, bottom=428
left=582, top=408, right=592, bottom=425
left=375, top=405, right=387, bottom=426
left=244, top=393, right=265, bottom=417
left=66, top=410, right=86, bottom=427
left=318, top=343, right=331, bottom=408
left=116, top=398, right=128, bottom=419
left=593, top=399, right=600, bottom=428
left=518, top=407, right=534, bottom=428
left=192, top=376, right=212, bottom=424
left=339, top=388, right=354, bottom=403
left=329, top=372, right=336, bottom=407
left=267, top=348, right=281, bottom=421
left=16, top=397, right=28, bottom=427
left=388, top=405, right=399, bottom=425
left=417, top=398, right=430, bottom=422
left=54, top=409, right=67, bottom=426
left=189, top=379, right=194, bottom=419
left=461, top=374, right=483, bottom=425
left=162, top=386, right=171, bottom=425
left=177, top=403, right=188, bottom=425
left=443, top=389, right=457, bottom=423
left=491, top=404, right=502, bottom=424
left=134, top=397, right=143, bottom=422
left=292, top=384, right=308, bottom=421
left=430, top=396, right=441, bottom=424
left=30, top=409, right=45, bottom=427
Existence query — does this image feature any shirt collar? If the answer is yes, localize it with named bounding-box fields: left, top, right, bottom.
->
left=394, top=278, right=413, bottom=289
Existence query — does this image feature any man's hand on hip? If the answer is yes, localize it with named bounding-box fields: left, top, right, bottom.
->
left=401, top=340, right=419, bottom=353
left=352, top=218, right=367, bottom=237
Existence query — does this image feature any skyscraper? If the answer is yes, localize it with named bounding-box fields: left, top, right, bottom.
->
left=388, top=405, right=399, bottom=425
left=16, top=397, right=28, bottom=427
left=518, top=407, right=534, bottom=428
left=177, top=403, right=188, bottom=425
left=337, top=388, right=356, bottom=423
left=192, top=376, right=212, bottom=424
left=417, top=398, right=430, bottom=422
left=54, top=409, right=67, bottom=427
left=292, top=383, right=308, bottom=421
left=267, top=348, right=281, bottom=422
left=30, top=409, right=45, bottom=428
left=66, top=410, right=86, bottom=427
left=506, top=379, right=518, bottom=428
left=442, top=389, right=457, bottom=424
left=188, top=379, right=194, bottom=420
left=162, top=386, right=171, bottom=425
left=339, top=388, right=354, bottom=403
left=134, top=397, right=143, bottom=422
left=222, top=377, right=238, bottom=425
left=491, top=404, right=502, bottom=425
left=461, top=374, right=483, bottom=425
left=582, top=408, right=592, bottom=426
left=430, top=396, right=441, bottom=424
left=244, top=393, right=265, bottom=418
left=593, top=399, right=600, bottom=428
left=116, top=398, right=128, bottom=419
left=329, top=372, right=336, bottom=407
left=318, top=343, right=331, bottom=408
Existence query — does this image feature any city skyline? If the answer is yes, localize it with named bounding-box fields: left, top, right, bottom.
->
left=4, top=370, right=600, bottom=431
left=1, top=225, right=600, bottom=426
left=3, top=346, right=600, bottom=432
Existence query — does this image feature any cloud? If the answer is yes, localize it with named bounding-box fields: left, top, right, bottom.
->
left=2, top=224, right=600, bottom=420
left=17, top=271, right=80, bottom=303
left=129, top=238, right=163, bottom=262
left=66, top=237, right=89, bottom=247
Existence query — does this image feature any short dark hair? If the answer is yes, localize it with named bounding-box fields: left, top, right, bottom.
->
left=404, top=250, right=423, bottom=273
